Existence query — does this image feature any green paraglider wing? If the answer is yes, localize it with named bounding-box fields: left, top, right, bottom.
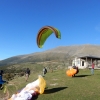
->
left=37, top=26, right=61, bottom=48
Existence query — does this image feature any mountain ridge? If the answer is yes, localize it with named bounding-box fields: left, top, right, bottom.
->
left=0, top=44, right=100, bottom=66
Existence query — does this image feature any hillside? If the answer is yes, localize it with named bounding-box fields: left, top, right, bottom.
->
left=0, top=44, right=100, bottom=67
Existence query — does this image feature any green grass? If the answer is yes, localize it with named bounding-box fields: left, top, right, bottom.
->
left=0, top=69, right=100, bottom=100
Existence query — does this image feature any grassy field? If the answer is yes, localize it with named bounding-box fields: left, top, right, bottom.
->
left=0, top=68, right=100, bottom=100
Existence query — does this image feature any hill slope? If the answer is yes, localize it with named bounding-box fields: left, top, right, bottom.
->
left=0, top=44, right=100, bottom=66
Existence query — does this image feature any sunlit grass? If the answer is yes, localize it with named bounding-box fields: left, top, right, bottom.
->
left=0, top=69, right=100, bottom=100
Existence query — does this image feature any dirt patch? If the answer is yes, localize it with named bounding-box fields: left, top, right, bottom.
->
left=52, top=78, right=58, bottom=80
left=50, top=83, right=58, bottom=86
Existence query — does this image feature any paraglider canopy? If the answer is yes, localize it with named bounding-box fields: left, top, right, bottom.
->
left=37, top=26, right=61, bottom=48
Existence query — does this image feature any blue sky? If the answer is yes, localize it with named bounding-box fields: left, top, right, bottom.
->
left=0, top=0, right=100, bottom=60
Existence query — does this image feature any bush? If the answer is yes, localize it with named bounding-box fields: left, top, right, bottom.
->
left=19, top=72, right=25, bottom=77
left=3, top=73, right=14, bottom=81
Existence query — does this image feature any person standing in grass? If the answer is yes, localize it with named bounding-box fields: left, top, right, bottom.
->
left=0, top=70, right=6, bottom=89
left=91, top=62, right=94, bottom=75
left=25, top=68, right=30, bottom=82
left=43, top=67, right=47, bottom=77
left=0, top=70, right=3, bottom=89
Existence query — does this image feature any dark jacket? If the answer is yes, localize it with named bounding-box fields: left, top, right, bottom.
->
left=0, top=70, right=3, bottom=76
left=26, top=68, right=30, bottom=75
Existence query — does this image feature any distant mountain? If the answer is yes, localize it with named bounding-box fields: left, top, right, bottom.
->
left=0, top=44, right=100, bottom=66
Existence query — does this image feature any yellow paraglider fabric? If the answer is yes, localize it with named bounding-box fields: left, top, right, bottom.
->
left=38, top=75, right=46, bottom=94
left=8, top=75, right=46, bottom=100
